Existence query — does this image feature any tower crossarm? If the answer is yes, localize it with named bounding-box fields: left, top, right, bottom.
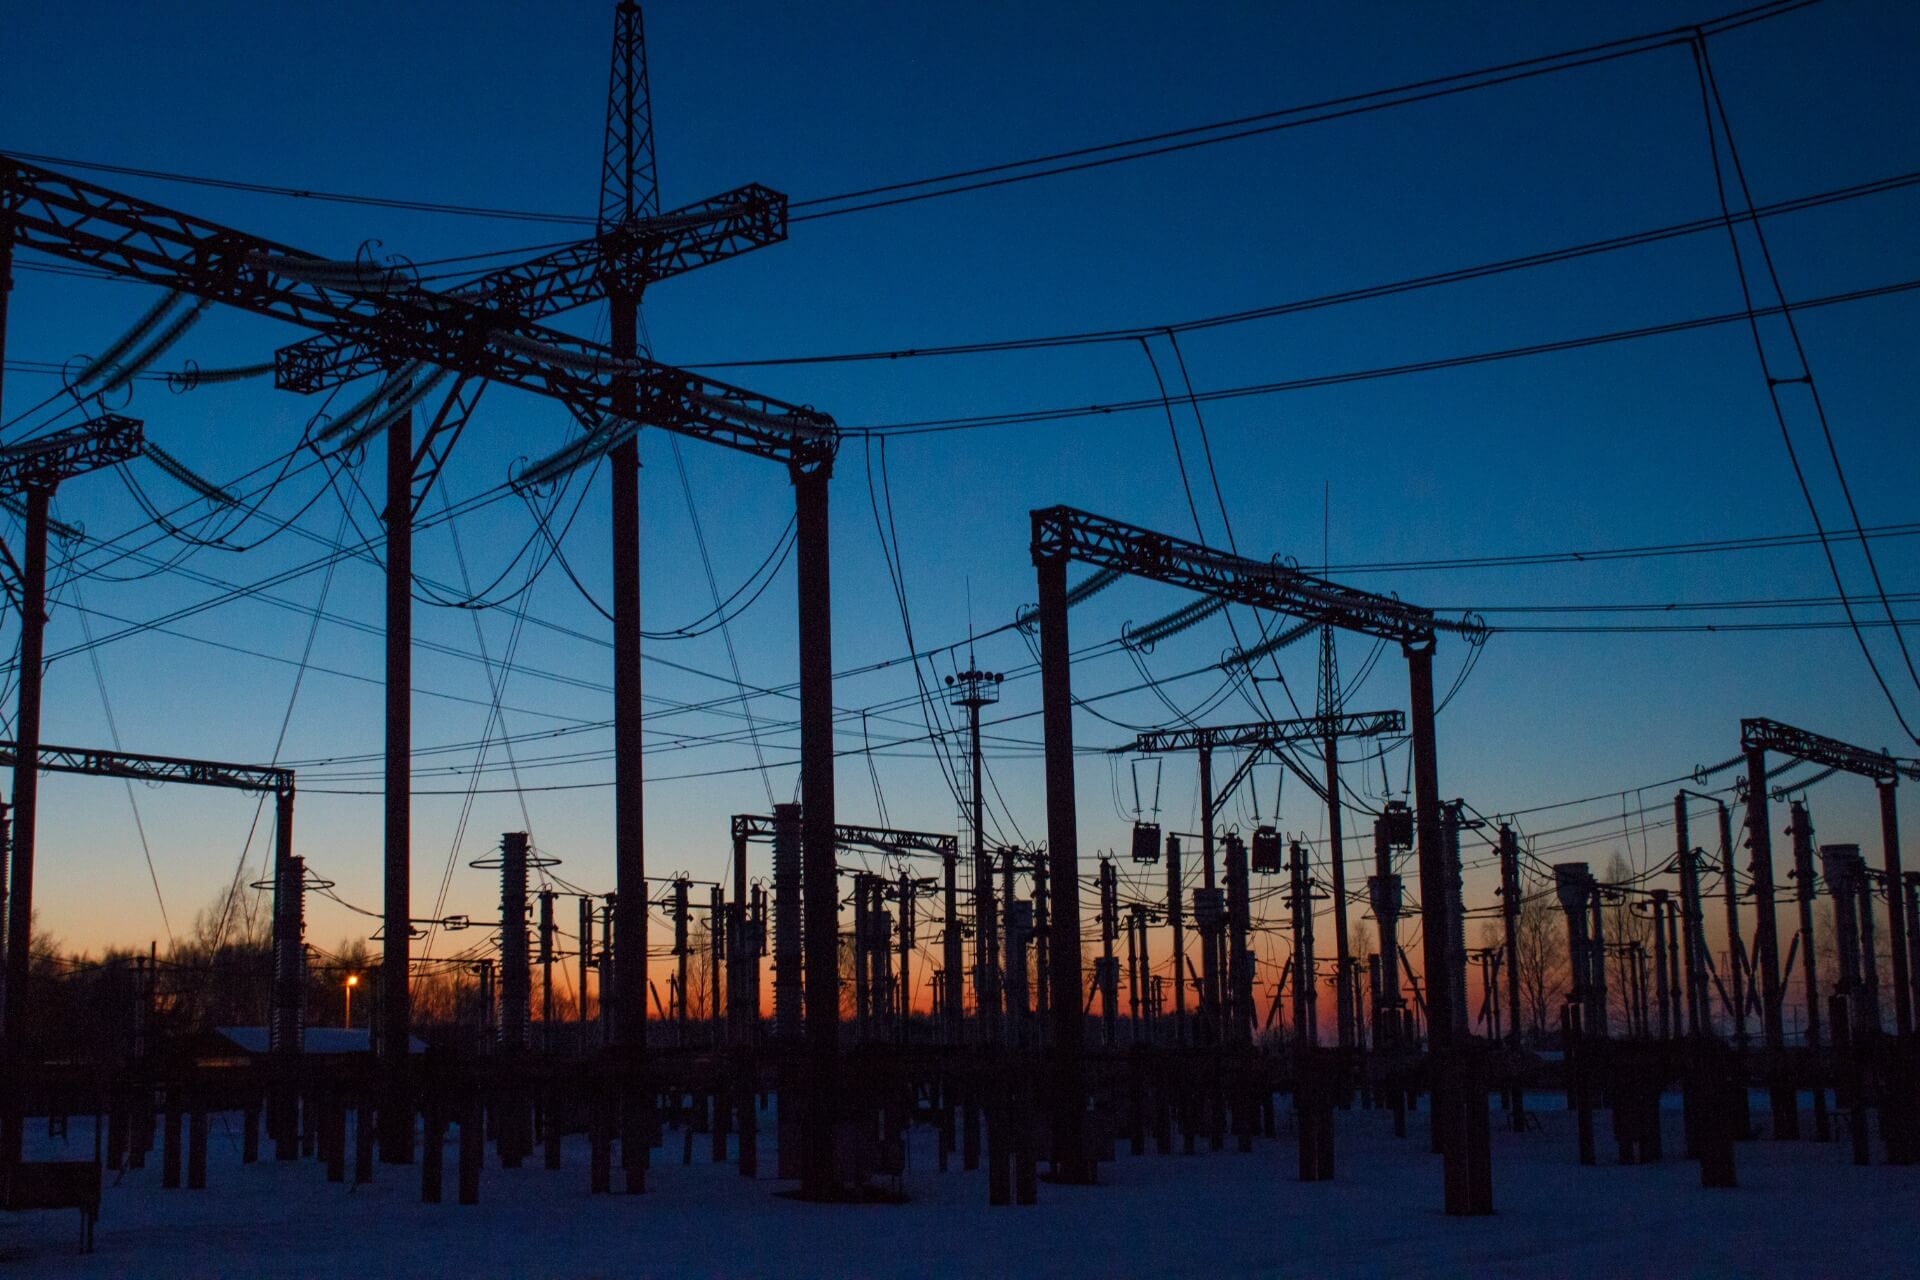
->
left=1030, top=506, right=1466, bottom=647
left=0, top=739, right=292, bottom=795
left=2, top=157, right=833, bottom=468
left=1741, top=716, right=1917, bottom=783
left=1125, top=710, right=1405, bottom=757
left=275, top=182, right=787, bottom=390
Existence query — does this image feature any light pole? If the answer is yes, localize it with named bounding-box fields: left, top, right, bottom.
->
left=344, top=973, right=359, bottom=1030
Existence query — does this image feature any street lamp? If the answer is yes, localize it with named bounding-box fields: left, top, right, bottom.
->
left=344, top=974, right=360, bottom=1030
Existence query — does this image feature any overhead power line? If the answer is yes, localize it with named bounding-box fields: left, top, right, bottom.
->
left=0, top=0, right=1817, bottom=232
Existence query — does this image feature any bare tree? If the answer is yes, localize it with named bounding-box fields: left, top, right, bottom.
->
left=1514, top=884, right=1566, bottom=1039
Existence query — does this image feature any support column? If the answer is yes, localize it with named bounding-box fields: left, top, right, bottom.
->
left=792, top=461, right=839, bottom=1198
left=943, top=841, right=962, bottom=1044
left=498, top=833, right=531, bottom=1053
left=608, top=295, right=648, bottom=1061
left=1674, top=796, right=1703, bottom=1037
left=1788, top=801, right=1825, bottom=1139
left=378, top=382, right=415, bottom=1162
left=1880, top=782, right=1912, bottom=1037
left=1325, top=733, right=1353, bottom=1048
left=1743, top=746, right=1791, bottom=1136
left=1034, top=548, right=1088, bottom=1182
left=1720, top=802, right=1748, bottom=1051
left=1167, top=833, right=1187, bottom=1045
left=1498, top=825, right=1523, bottom=1049
left=3, top=484, right=48, bottom=1163
left=1651, top=890, right=1671, bottom=1040
left=1406, top=639, right=1489, bottom=1214
left=1198, top=748, right=1219, bottom=1045
left=0, top=513, right=52, bottom=1141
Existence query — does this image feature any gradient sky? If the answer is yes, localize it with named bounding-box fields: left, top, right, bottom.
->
left=2, top=1, right=1917, bottom=1016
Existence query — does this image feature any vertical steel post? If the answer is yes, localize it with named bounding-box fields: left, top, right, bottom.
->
left=1034, top=547, right=1088, bottom=1181
left=1744, top=746, right=1792, bottom=1135
left=1879, top=782, right=1911, bottom=1036
left=792, top=462, right=838, bottom=1197
left=3, top=485, right=48, bottom=1163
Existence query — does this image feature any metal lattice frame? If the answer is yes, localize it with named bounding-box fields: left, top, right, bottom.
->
left=1, top=158, right=833, bottom=467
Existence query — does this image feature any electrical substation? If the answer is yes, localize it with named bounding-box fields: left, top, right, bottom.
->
left=1, top=1, right=1918, bottom=1272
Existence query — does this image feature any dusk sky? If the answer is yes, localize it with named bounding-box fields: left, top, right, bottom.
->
left=2, top=0, right=1916, bottom=1012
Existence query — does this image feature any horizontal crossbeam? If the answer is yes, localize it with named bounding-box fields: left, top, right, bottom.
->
left=0, top=415, right=142, bottom=495
left=1741, top=717, right=1918, bottom=783
left=276, top=183, right=787, bottom=391
left=1126, top=710, right=1406, bottom=756
left=0, top=739, right=292, bottom=794
left=731, top=813, right=956, bottom=858
left=2, top=157, right=833, bottom=468
left=1030, top=506, right=1458, bottom=646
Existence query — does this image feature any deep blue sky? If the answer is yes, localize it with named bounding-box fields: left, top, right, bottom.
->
left=2, top=1, right=1917, bottom=985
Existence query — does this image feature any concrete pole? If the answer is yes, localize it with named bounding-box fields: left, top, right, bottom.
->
left=1674, top=794, right=1703, bottom=1036
left=1225, top=833, right=1252, bottom=1046
left=1880, top=782, right=1912, bottom=1036
left=710, top=884, right=724, bottom=1041
left=3, top=484, right=48, bottom=1163
left=499, top=833, right=531, bottom=1053
left=1651, top=891, right=1671, bottom=1040
left=674, top=877, right=691, bottom=1041
left=1034, top=549, right=1088, bottom=1181
left=1588, top=883, right=1608, bottom=1039
left=772, top=805, right=803, bottom=1045
left=1744, top=747, right=1793, bottom=1136
left=1789, top=801, right=1827, bottom=1141
left=1719, top=801, right=1747, bottom=1049
left=943, top=840, right=962, bottom=1045
left=606, top=293, right=650, bottom=1070
left=792, top=461, right=839, bottom=1199
left=1498, top=825, right=1522, bottom=1048
left=1288, top=841, right=1316, bottom=1047
left=1199, top=747, right=1219, bottom=1045
left=1098, top=859, right=1118, bottom=1046
left=539, top=890, right=556, bottom=1052
left=1325, top=733, right=1353, bottom=1048
left=1167, top=833, right=1187, bottom=1045
left=1033, top=858, right=1050, bottom=1042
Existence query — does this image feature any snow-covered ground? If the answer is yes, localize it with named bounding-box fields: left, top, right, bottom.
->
left=6, top=1093, right=1914, bottom=1277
